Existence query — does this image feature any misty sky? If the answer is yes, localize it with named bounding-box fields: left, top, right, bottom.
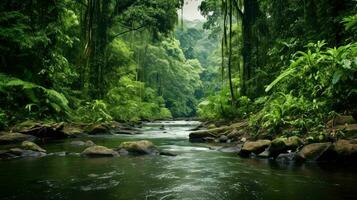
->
left=179, top=0, right=205, bottom=21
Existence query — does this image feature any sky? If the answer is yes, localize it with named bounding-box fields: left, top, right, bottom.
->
left=179, top=0, right=205, bottom=21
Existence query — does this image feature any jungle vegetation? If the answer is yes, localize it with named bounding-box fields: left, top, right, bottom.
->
left=0, top=0, right=356, bottom=139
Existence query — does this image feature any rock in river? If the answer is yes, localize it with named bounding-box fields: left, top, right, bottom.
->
left=81, top=145, right=119, bottom=157
left=118, top=140, right=158, bottom=155
left=239, top=140, right=271, bottom=157
left=0, top=132, right=34, bottom=144
left=269, top=136, right=303, bottom=158
left=21, top=141, right=46, bottom=153
left=295, top=142, right=332, bottom=162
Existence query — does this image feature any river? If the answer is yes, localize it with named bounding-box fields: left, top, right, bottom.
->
left=0, top=120, right=356, bottom=200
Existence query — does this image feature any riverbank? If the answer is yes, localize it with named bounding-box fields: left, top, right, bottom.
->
left=189, top=115, right=357, bottom=164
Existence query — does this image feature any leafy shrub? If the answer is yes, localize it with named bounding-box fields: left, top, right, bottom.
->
left=0, top=73, right=70, bottom=121
left=73, top=100, right=112, bottom=123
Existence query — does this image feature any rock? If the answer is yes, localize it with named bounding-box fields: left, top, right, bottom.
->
left=8, top=148, right=46, bottom=158
left=159, top=125, right=165, bottom=130
left=219, top=146, right=242, bottom=153
left=327, top=115, right=357, bottom=128
left=333, top=124, right=357, bottom=139
left=62, top=126, right=83, bottom=136
left=70, top=140, right=95, bottom=147
left=70, top=141, right=85, bottom=146
left=208, top=124, right=216, bottom=129
left=159, top=150, right=177, bottom=156
left=21, top=141, right=46, bottom=153
left=118, top=140, right=157, bottom=155
left=219, top=135, right=228, bottom=143
left=269, top=136, right=303, bottom=158
left=333, top=139, right=357, bottom=160
left=9, top=148, right=23, bottom=156
left=257, top=149, right=270, bottom=158
left=81, top=145, right=119, bottom=157
left=203, top=137, right=216, bottom=143
left=296, top=142, right=332, bottom=162
left=86, top=124, right=109, bottom=135
left=14, top=121, right=67, bottom=139
left=239, top=140, right=271, bottom=157
left=240, top=137, right=247, bottom=143
left=85, top=140, right=95, bottom=146
left=20, top=149, right=46, bottom=157
left=189, top=122, right=248, bottom=142
left=276, top=152, right=297, bottom=163
left=0, top=133, right=34, bottom=144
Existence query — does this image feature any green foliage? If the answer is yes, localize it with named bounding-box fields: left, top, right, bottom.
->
left=73, top=100, right=112, bottom=123
left=0, top=73, right=70, bottom=121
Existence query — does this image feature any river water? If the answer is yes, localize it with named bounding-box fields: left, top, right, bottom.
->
left=0, top=120, right=356, bottom=200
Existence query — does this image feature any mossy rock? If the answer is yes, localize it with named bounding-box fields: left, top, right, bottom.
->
left=118, top=140, right=157, bottom=155
left=0, top=133, right=34, bottom=144
left=81, top=145, right=119, bottom=157
left=239, top=140, right=271, bottom=157
left=21, top=141, right=46, bottom=153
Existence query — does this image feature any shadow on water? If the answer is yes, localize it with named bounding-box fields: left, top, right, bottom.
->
left=0, top=120, right=356, bottom=200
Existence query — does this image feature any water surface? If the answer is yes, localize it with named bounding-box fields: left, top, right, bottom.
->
left=0, top=120, right=356, bottom=200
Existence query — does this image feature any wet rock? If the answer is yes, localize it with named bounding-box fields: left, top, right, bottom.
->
left=219, top=135, right=228, bottom=143
left=62, top=126, right=83, bottom=136
left=70, top=141, right=86, bottom=146
left=86, top=124, right=109, bottom=135
left=7, top=148, right=46, bottom=158
left=239, top=140, right=271, bottom=157
left=333, top=139, right=357, bottom=160
left=81, top=145, right=119, bottom=157
left=21, top=141, right=46, bottom=153
left=258, top=149, right=270, bottom=158
left=47, top=151, right=68, bottom=157
left=70, top=140, right=95, bottom=147
left=296, top=142, right=332, bottom=162
left=13, top=121, right=67, bottom=139
left=203, top=137, right=216, bottom=143
left=0, top=132, right=34, bottom=144
left=159, top=150, right=177, bottom=156
left=276, top=152, right=297, bottom=163
left=118, top=140, right=157, bottom=155
left=269, top=136, right=303, bottom=158
left=85, top=140, right=95, bottom=146
left=219, top=146, right=242, bottom=153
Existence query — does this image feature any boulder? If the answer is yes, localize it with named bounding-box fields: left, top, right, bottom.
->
left=13, top=121, right=67, bottom=139
left=333, top=139, right=357, bottom=160
left=85, top=140, right=95, bottom=146
left=239, top=140, right=271, bottom=157
left=296, top=142, right=332, bottom=162
left=86, top=124, right=109, bottom=135
left=118, top=140, right=157, bottom=155
left=21, top=141, right=46, bottom=153
left=269, top=136, right=303, bottom=158
left=218, top=135, right=228, bottom=143
left=62, top=126, right=83, bottom=136
left=81, top=145, right=119, bottom=157
left=189, top=122, right=248, bottom=142
left=0, top=133, right=34, bottom=144
left=5, top=148, right=46, bottom=158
